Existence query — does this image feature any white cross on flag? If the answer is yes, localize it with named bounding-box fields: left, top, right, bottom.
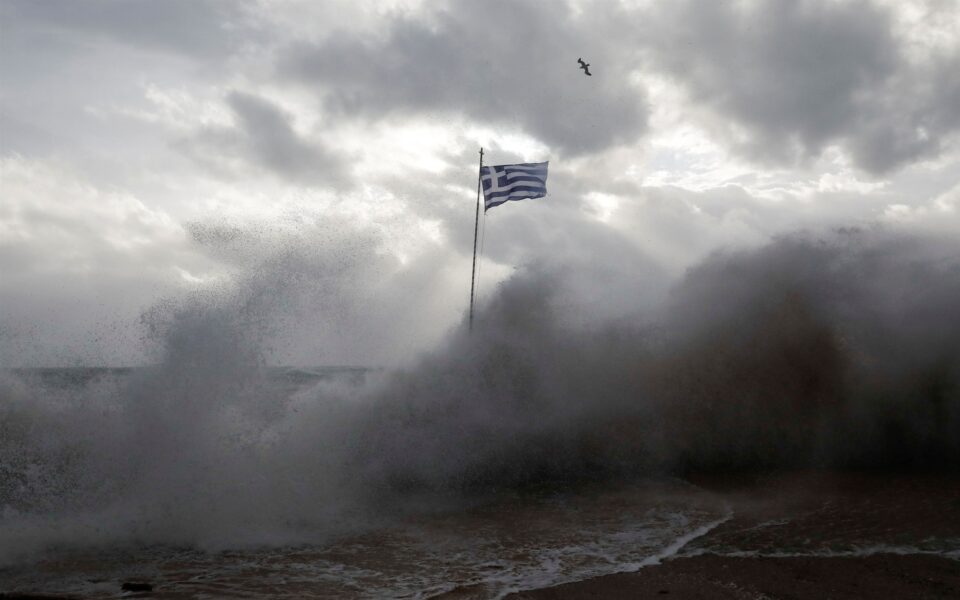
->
left=480, top=162, right=549, bottom=211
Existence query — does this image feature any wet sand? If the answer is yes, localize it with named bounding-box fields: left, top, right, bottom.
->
left=506, top=553, right=960, bottom=599
left=508, top=472, right=960, bottom=599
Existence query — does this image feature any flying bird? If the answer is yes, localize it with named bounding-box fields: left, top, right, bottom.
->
left=577, top=57, right=592, bottom=76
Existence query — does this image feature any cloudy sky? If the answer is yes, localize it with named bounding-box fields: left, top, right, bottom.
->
left=1, top=0, right=958, bottom=367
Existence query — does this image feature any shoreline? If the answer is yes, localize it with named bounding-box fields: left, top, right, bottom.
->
left=506, top=471, right=960, bottom=599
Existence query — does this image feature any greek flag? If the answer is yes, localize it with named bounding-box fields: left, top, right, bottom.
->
left=481, top=161, right=549, bottom=211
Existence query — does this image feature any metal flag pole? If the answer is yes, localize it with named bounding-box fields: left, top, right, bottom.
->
left=469, top=147, right=484, bottom=332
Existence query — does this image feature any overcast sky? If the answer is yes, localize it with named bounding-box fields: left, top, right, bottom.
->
left=1, top=0, right=958, bottom=367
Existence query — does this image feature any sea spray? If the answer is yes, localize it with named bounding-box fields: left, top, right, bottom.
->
left=2, top=227, right=959, bottom=567
left=353, top=229, right=960, bottom=492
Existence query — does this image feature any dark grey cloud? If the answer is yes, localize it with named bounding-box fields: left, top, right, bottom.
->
left=847, top=51, right=960, bottom=173
left=226, top=91, right=348, bottom=185
left=185, top=91, right=349, bottom=187
left=642, top=0, right=960, bottom=173
left=279, top=0, right=648, bottom=156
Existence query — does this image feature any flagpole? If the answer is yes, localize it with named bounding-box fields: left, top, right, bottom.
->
left=469, top=147, right=483, bottom=332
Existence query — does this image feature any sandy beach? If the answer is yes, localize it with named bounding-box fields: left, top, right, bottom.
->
left=508, top=472, right=960, bottom=599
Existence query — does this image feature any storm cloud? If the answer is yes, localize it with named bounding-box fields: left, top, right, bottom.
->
left=184, top=91, right=350, bottom=187
left=641, top=0, right=960, bottom=173
left=280, top=0, right=649, bottom=156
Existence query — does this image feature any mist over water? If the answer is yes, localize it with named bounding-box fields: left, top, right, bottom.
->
left=2, top=228, right=958, bottom=566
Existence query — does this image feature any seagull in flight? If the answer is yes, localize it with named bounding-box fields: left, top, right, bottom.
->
left=577, top=57, right=592, bottom=76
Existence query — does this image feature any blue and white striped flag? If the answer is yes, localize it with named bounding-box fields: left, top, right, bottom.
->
left=481, top=161, right=548, bottom=211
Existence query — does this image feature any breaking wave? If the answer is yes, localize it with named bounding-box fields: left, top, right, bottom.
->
left=1, top=228, right=958, bottom=564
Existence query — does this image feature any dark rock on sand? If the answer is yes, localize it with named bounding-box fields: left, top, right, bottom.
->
left=0, top=595, right=81, bottom=600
